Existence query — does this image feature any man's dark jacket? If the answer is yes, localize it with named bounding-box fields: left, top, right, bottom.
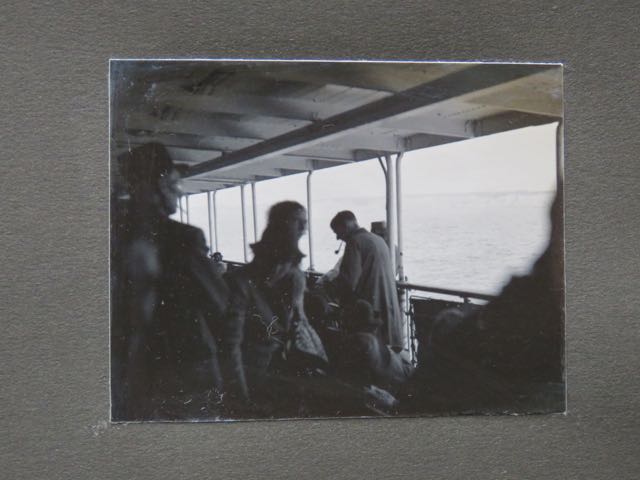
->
left=112, top=214, right=229, bottom=420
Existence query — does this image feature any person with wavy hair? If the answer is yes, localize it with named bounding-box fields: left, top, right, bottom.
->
left=249, top=200, right=307, bottom=282
left=220, top=201, right=327, bottom=417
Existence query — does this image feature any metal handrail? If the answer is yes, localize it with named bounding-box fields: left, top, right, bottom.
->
left=223, top=261, right=494, bottom=301
left=397, top=282, right=494, bottom=301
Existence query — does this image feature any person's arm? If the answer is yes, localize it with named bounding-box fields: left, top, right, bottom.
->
left=331, top=240, right=362, bottom=302
left=189, top=255, right=229, bottom=395
left=318, top=256, right=342, bottom=285
left=190, top=253, right=230, bottom=318
left=219, top=275, right=250, bottom=404
left=185, top=226, right=230, bottom=340
left=122, top=238, right=160, bottom=416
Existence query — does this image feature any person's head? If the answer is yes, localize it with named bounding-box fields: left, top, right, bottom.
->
left=250, top=201, right=307, bottom=272
left=266, top=201, right=308, bottom=239
left=118, top=142, right=183, bottom=216
left=370, top=221, right=387, bottom=241
left=212, top=252, right=223, bottom=262
left=347, top=299, right=382, bottom=334
left=330, top=211, right=359, bottom=241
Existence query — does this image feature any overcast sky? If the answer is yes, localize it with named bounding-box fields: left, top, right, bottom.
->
left=243, top=121, right=558, bottom=206
left=178, top=122, right=559, bottom=265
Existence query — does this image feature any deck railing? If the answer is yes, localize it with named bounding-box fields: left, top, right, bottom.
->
left=223, top=260, right=495, bottom=364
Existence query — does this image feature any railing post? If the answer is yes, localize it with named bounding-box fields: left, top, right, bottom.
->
left=240, top=184, right=249, bottom=262
left=306, top=170, right=315, bottom=271
left=185, top=194, right=190, bottom=224
left=212, top=191, right=219, bottom=252
left=395, top=152, right=410, bottom=350
left=179, top=196, right=184, bottom=223
left=384, top=153, right=397, bottom=279
left=207, top=191, right=214, bottom=253
left=395, top=152, right=405, bottom=281
left=251, top=182, right=259, bottom=242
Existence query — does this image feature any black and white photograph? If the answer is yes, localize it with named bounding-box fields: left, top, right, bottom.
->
left=110, top=60, right=564, bottom=421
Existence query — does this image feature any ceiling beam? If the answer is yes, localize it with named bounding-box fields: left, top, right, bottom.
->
left=257, top=62, right=470, bottom=93
left=466, top=68, right=562, bottom=117
left=120, top=111, right=307, bottom=140
left=472, top=111, right=558, bottom=137
left=157, top=89, right=334, bottom=122
left=192, top=166, right=285, bottom=180
left=181, top=179, right=238, bottom=193
left=190, top=177, right=246, bottom=184
left=114, top=139, right=224, bottom=154
left=185, top=64, right=554, bottom=178
left=282, top=153, right=354, bottom=163
left=403, top=133, right=465, bottom=151
left=116, top=131, right=263, bottom=152
left=278, top=168, right=305, bottom=176
left=376, top=115, right=474, bottom=138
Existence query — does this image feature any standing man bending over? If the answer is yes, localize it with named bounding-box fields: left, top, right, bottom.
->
left=328, top=211, right=405, bottom=352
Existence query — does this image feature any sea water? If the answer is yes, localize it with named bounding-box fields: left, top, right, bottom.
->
left=309, top=191, right=554, bottom=295
left=181, top=191, right=554, bottom=296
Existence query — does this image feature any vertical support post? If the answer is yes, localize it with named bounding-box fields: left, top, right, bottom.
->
left=179, top=196, right=184, bottom=223
left=395, top=152, right=405, bottom=281
left=240, top=184, right=249, bottom=263
left=185, top=194, right=190, bottom=225
left=306, top=171, right=315, bottom=271
left=251, top=182, right=258, bottom=242
left=395, top=152, right=410, bottom=351
left=212, top=191, right=219, bottom=252
left=207, top=191, right=214, bottom=252
left=384, top=153, right=397, bottom=279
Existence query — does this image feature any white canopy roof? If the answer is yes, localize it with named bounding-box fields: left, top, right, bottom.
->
left=111, top=61, right=562, bottom=194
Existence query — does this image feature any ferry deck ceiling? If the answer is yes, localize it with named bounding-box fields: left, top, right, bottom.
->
left=111, top=61, right=562, bottom=194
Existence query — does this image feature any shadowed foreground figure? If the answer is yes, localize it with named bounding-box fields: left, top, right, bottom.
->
left=402, top=189, right=565, bottom=414
left=111, top=143, right=229, bottom=420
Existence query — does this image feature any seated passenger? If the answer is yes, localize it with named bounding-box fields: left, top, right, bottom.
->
left=210, top=251, right=227, bottom=275
left=336, top=300, right=413, bottom=394
left=219, top=201, right=327, bottom=417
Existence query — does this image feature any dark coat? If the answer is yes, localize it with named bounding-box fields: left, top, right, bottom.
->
left=112, top=215, right=229, bottom=420
left=331, top=228, right=404, bottom=350
left=409, top=247, right=564, bottom=413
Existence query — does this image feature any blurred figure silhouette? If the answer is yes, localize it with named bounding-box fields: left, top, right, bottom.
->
left=402, top=187, right=564, bottom=414
left=111, top=142, right=229, bottom=420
